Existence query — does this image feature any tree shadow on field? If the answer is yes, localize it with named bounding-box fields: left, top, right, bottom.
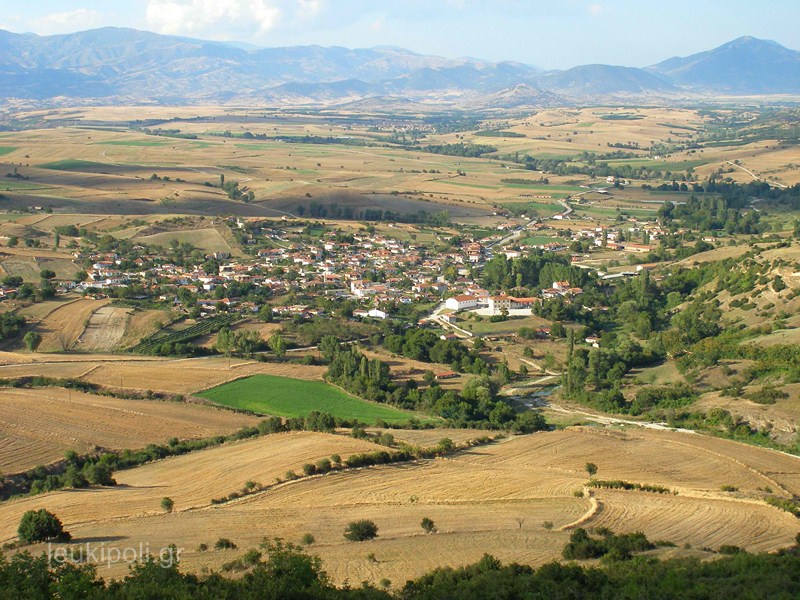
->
left=111, top=484, right=166, bottom=490
left=71, top=535, right=128, bottom=543
left=448, top=448, right=494, bottom=458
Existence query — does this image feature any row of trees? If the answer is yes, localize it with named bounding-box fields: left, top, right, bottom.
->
left=3, top=533, right=799, bottom=598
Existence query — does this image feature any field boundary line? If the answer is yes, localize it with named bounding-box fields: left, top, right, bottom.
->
left=78, top=364, right=101, bottom=378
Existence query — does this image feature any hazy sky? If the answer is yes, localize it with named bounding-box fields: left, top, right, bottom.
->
left=1, top=0, right=798, bottom=69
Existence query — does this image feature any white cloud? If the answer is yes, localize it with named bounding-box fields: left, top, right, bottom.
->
left=30, top=9, right=103, bottom=35
left=296, top=0, right=322, bottom=19
left=586, top=4, right=604, bottom=16
left=146, top=0, right=281, bottom=38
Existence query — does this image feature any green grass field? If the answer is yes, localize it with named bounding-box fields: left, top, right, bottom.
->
left=0, top=147, right=17, bottom=157
left=96, top=139, right=167, bottom=147
left=604, top=158, right=708, bottom=171
left=199, top=375, right=417, bottom=424
left=501, top=201, right=564, bottom=215
left=520, top=235, right=560, bottom=246
left=40, top=159, right=115, bottom=171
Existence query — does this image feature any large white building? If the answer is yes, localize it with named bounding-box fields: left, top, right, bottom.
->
left=445, top=294, right=479, bottom=311
left=488, top=294, right=540, bottom=314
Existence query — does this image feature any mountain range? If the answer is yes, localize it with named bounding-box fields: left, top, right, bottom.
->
left=0, top=28, right=798, bottom=107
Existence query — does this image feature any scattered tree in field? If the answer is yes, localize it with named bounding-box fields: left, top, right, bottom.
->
left=301, top=533, right=315, bottom=545
left=421, top=517, right=436, bottom=534
left=23, top=331, right=41, bottom=352
left=514, top=517, right=526, bottom=530
left=258, top=305, right=273, bottom=322
left=215, top=538, right=237, bottom=550
left=344, top=520, right=378, bottom=542
left=18, top=509, right=70, bottom=544
left=161, top=497, right=174, bottom=513
left=56, top=332, right=71, bottom=352
left=543, top=521, right=554, bottom=530
left=586, top=462, right=598, bottom=478
left=269, top=333, right=287, bottom=358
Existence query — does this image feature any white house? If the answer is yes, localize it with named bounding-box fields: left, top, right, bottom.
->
left=445, top=294, right=479, bottom=311
left=353, top=308, right=388, bottom=320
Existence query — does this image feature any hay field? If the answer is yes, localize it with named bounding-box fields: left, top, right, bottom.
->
left=0, top=387, right=258, bottom=474
left=74, top=305, right=133, bottom=352
left=34, top=298, right=109, bottom=352
left=16, top=298, right=79, bottom=321
left=132, top=228, right=233, bottom=254
left=6, top=426, right=798, bottom=585
left=79, top=356, right=328, bottom=394
left=117, top=308, right=174, bottom=349
left=0, top=431, right=383, bottom=540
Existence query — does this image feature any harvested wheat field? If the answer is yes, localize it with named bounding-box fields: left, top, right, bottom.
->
left=0, top=360, right=96, bottom=379
left=34, top=297, right=109, bottom=352
left=80, top=356, right=327, bottom=394
left=117, top=308, right=174, bottom=349
left=74, top=305, right=133, bottom=352
left=0, top=431, right=383, bottom=540
left=6, top=426, right=799, bottom=585
left=0, top=386, right=259, bottom=473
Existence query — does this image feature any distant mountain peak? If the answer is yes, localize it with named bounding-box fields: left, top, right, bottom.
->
left=650, top=36, right=800, bottom=94
left=0, top=27, right=797, bottom=104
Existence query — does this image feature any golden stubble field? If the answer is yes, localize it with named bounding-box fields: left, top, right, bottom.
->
left=0, top=386, right=259, bottom=473
left=4, top=426, right=798, bottom=587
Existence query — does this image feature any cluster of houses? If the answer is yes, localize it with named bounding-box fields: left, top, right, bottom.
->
left=444, top=278, right=584, bottom=315
left=58, top=228, right=496, bottom=320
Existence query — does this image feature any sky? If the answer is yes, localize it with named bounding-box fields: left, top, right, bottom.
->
left=1, top=0, right=798, bottom=70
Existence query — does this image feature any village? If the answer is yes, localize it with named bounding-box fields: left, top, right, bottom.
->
left=0, top=210, right=671, bottom=342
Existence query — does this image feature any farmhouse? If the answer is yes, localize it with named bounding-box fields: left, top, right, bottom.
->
left=434, top=371, right=458, bottom=380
